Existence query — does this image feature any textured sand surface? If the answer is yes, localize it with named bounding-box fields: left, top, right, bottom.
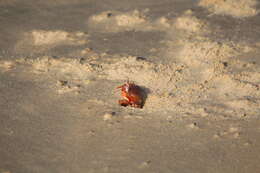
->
left=199, top=0, right=259, bottom=17
left=1, top=0, right=260, bottom=173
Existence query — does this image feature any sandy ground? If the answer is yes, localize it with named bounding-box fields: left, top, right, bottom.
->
left=1, top=0, right=260, bottom=172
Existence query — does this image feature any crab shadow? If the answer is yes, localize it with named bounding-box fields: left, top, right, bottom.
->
left=139, top=85, right=151, bottom=108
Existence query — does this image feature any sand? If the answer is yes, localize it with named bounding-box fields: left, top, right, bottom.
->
left=1, top=0, right=260, bottom=173
left=199, top=0, right=259, bottom=17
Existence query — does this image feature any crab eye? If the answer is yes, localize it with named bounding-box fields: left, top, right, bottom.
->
left=123, top=83, right=129, bottom=91
left=125, top=86, right=129, bottom=92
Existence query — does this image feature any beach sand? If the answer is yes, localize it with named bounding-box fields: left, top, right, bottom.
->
left=0, top=0, right=260, bottom=172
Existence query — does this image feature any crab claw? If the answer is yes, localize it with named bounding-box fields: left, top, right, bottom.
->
left=117, top=82, right=129, bottom=89
left=116, top=85, right=124, bottom=89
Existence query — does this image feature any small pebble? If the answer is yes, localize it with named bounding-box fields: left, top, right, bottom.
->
left=139, top=160, right=151, bottom=168
left=213, top=134, right=220, bottom=139
left=229, top=127, right=238, bottom=133
left=103, top=113, right=113, bottom=121
left=233, top=132, right=240, bottom=138
left=244, top=141, right=252, bottom=146
left=187, top=122, right=199, bottom=129
left=57, top=80, right=68, bottom=86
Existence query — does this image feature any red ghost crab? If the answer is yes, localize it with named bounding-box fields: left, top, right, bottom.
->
left=117, top=81, right=144, bottom=108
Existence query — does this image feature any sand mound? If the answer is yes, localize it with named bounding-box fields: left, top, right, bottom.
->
left=1, top=48, right=259, bottom=116
left=88, top=10, right=170, bottom=32
left=161, top=25, right=259, bottom=116
left=178, top=39, right=237, bottom=67
left=101, top=56, right=183, bottom=93
left=30, top=30, right=88, bottom=46
left=0, top=55, right=183, bottom=112
left=88, top=10, right=149, bottom=32
left=14, top=56, right=182, bottom=94
left=88, top=9, right=211, bottom=34
left=15, top=30, right=88, bottom=52
left=174, top=10, right=209, bottom=33
left=16, top=56, right=94, bottom=78
left=199, top=0, right=259, bottom=17
left=88, top=9, right=210, bottom=34
left=165, top=30, right=253, bottom=80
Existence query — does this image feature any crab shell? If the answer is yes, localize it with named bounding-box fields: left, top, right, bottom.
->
left=117, top=82, right=143, bottom=108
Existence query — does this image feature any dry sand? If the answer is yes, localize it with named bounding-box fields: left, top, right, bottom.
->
left=0, top=0, right=260, bottom=173
left=199, top=0, right=259, bottom=17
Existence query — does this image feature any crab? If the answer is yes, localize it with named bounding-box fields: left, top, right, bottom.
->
left=117, top=81, right=144, bottom=108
